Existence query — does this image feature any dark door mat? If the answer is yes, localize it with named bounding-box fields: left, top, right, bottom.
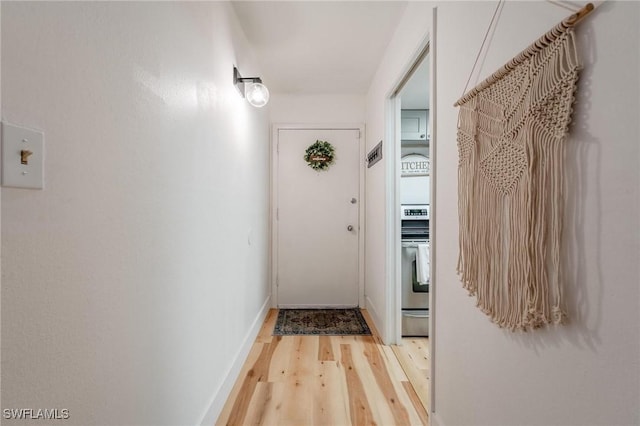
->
left=273, top=308, right=372, bottom=336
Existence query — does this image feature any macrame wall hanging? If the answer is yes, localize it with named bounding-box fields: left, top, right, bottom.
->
left=454, top=3, right=594, bottom=330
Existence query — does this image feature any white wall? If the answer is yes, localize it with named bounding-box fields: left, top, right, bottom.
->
left=365, top=1, right=639, bottom=424
left=1, top=3, right=270, bottom=425
left=433, top=1, right=640, bottom=425
left=364, top=2, right=433, bottom=342
left=269, top=93, right=365, bottom=124
left=0, top=2, right=3, bottom=403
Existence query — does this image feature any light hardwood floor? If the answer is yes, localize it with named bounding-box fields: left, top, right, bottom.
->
left=391, top=338, right=430, bottom=414
left=216, top=309, right=428, bottom=426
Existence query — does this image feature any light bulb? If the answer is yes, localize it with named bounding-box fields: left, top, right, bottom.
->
left=245, top=82, right=269, bottom=108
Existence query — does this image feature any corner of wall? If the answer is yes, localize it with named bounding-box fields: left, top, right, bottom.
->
left=198, top=295, right=271, bottom=426
left=362, top=1, right=433, bottom=348
left=365, top=295, right=384, bottom=338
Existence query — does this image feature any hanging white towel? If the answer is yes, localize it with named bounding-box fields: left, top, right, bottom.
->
left=416, top=243, right=430, bottom=285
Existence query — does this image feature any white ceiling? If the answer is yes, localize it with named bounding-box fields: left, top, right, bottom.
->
left=232, top=1, right=408, bottom=94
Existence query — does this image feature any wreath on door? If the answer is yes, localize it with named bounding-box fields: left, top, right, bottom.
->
left=304, top=140, right=335, bottom=171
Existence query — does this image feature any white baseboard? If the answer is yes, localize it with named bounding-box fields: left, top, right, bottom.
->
left=365, top=296, right=385, bottom=340
left=197, top=295, right=271, bottom=426
left=431, top=411, right=445, bottom=426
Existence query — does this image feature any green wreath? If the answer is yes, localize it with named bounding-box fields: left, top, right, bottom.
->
left=304, top=140, right=335, bottom=171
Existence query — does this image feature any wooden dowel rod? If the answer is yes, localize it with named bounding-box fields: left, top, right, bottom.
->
left=565, top=3, right=594, bottom=26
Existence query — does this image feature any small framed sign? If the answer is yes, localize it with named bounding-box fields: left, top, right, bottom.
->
left=367, top=141, right=383, bottom=168
left=401, top=154, right=430, bottom=177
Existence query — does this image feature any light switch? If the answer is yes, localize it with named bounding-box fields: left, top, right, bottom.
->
left=1, top=122, right=44, bottom=189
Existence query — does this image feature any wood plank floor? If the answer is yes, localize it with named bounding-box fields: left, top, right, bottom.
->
left=216, top=309, right=428, bottom=426
left=391, top=338, right=430, bottom=414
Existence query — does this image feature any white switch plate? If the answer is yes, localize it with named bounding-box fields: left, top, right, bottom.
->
left=1, top=122, right=44, bottom=189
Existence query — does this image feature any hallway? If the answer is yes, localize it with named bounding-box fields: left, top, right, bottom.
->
left=217, top=310, right=428, bottom=426
left=1, top=2, right=638, bottom=425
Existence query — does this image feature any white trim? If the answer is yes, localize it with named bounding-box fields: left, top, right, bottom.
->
left=365, top=295, right=383, bottom=334
left=271, top=123, right=366, bottom=309
left=270, top=125, right=278, bottom=307
left=393, top=98, right=403, bottom=344
left=197, top=295, right=271, bottom=426
left=429, top=6, right=438, bottom=416
left=382, top=96, right=402, bottom=345
left=384, top=33, right=432, bottom=346
left=358, top=126, right=366, bottom=308
left=431, top=411, right=445, bottom=426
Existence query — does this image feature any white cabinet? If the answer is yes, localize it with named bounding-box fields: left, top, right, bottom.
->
left=401, top=109, right=429, bottom=141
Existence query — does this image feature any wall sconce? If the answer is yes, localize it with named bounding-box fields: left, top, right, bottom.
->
left=233, top=66, right=269, bottom=108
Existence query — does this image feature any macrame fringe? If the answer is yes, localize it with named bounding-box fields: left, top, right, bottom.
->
left=456, top=28, right=580, bottom=331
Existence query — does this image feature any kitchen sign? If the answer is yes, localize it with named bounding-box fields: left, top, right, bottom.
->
left=401, top=154, right=430, bottom=177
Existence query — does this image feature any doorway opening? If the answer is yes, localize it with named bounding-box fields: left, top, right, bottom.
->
left=385, top=34, right=435, bottom=418
left=397, top=50, right=431, bottom=340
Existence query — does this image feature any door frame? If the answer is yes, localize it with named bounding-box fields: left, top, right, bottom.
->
left=270, top=123, right=366, bottom=308
left=383, top=7, right=437, bottom=417
left=384, top=36, right=433, bottom=345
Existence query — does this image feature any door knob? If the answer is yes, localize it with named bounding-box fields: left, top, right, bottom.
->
left=350, top=198, right=357, bottom=204
left=347, top=225, right=354, bottom=232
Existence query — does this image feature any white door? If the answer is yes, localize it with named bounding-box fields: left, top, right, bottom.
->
left=276, top=128, right=360, bottom=307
